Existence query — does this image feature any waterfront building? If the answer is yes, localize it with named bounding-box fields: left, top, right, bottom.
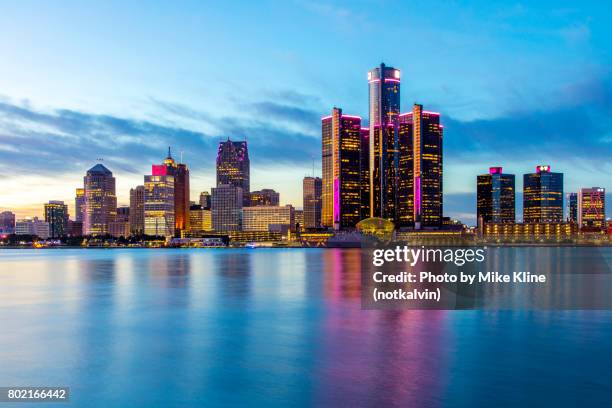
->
left=129, top=185, right=145, bottom=235
left=483, top=222, right=577, bottom=241
left=211, top=184, right=243, bottom=232
left=0, top=211, right=15, bottom=234
left=242, top=205, right=295, bottom=232
left=321, top=107, right=361, bottom=230
left=476, top=167, right=515, bottom=225
left=199, top=191, right=211, bottom=209
left=174, top=161, right=190, bottom=235
left=216, top=139, right=250, bottom=206
left=294, top=209, right=304, bottom=232
left=84, top=164, right=117, bottom=236
left=44, top=200, right=69, bottom=238
left=15, top=217, right=50, bottom=238
left=109, top=206, right=130, bottom=238
left=68, top=220, right=83, bottom=236
left=75, top=188, right=85, bottom=222
left=144, top=160, right=175, bottom=237
left=189, top=204, right=213, bottom=233
left=523, top=165, right=563, bottom=223
left=303, top=176, right=322, bottom=229
left=249, top=189, right=280, bottom=206
left=578, top=187, right=606, bottom=229
left=567, top=192, right=578, bottom=223
left=369, top=63, right=400, bottom=221
left=360, top=127, right=370, bottom=221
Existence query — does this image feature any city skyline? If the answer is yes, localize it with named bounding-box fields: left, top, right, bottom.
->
left=0, top=1, right=611, bottom=223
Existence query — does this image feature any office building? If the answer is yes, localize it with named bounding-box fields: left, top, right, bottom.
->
left=199, top=191, right=211, bottom=209
left=321, top=107, right=361, bottom=230
left=578, top=187, right=606, bottom=229
left=189, top=204, right=213, bottom=233
left=75, top=188, right=85, bottom=222
left=109, top=206, right=130, bottom=238
left=303, top=176, right=322, bottom=229
left=242, top=205, right=295, bottom=232
left=360, top=127, right=370, bottom=221
left=129, top=185, right=145, bottom=235
left=212, top=184, right=243, bottom=232
left=567, top=192, right=578, bottom=223
left=523, top=165, right=563, bottom=223
left=369, top=63, right=400, bottom=221
left=249, top=189, right=280, bottom=206
left=294, top=209, right=304, bottom=232
left=216, top=139, right=250, bottom=206
left=476, top=167, right=515, bottom=225
left=0, top=211, right=15, bottom=234
left=144, top=156, right=175, bottom=237
left=84, top=164, right=117, bottom=236
left=44, top=200, right=69, bottom=238
left=15, top=217, right=50, bottom=239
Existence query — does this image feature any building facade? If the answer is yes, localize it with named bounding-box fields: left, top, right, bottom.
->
left=84, top=164, right=117, bottom=236
left=242, top=205, right=295, bottom=232
left=523, top=165, right=563, bottom=223
left=199, top=191, right=211, bottom=209
left=321, top=108, right=361, bottom=230
left=216, top=139, right=250, bottom=206
left=369, top=63, right=401, bottom=221
left=477, top=167, right=515, bottom=225
left=44, top=200, right=69, bottom=238
left=129, top=185, right=145, bottom=235
left=189, top=205, right=213, bottom=233
left=0, top=211, right=15, bottom=234
left=75, top=188, right=85, bottom=223
left=110, top=206, right=130, bottom=238
left=144, top=172, right=175, bottom=238
left=15, top=217, right=50, bottom=238
left=578, top=187, right=606, bottom=229
left=567, top=192, right=578, bottom=223
left=303, top=176, right=322, bottom=229
left=249, top=189, right=280, bottom=206
left=211, top=184, right=243, bottom=232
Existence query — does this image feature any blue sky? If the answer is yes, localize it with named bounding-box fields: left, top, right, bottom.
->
left=0, top=0, right=610, bottom=224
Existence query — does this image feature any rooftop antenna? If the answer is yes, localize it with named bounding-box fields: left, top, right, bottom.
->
left=167, top=146, right=172, bottom=158
left=97, top=157, right=104, bottom=162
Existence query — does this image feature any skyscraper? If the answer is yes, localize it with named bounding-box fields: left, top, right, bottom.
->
left=369, top=63, right=400, bottom=220
left=211, top=184, right=243, bottom=232
left=249, top=189, right=280, bottom=206
left=523, top=165, right=563, bottom=223
left=578, top=187, right=606, bottom=229
left=567, top=192, right=578, bottom=223
left=129, top=185, right=145, bottom=235
left=44, top=200, right=69, bottom=238
left=144, top=159, right=175, bottom=237
left=216, top=139, right=250, bottom=206
left=303, top=176, right=322, bottom=229
left=84, top=164, right=117, bottom=236
left=110, top=206, right=130, bottom=238
left=321, top=107, right=361, bottom=230
left=476, top=167, right=515, bottom=225
left=360, top=127, right=370, bottom=221
left=75, top=188, right=85, bottom=222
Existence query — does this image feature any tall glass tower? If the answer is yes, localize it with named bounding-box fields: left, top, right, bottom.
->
left=368, top=63, right=400, bottom=220
left=523, top=165, right=563, bottom=223
left=216, top=139, right=250, bottom=206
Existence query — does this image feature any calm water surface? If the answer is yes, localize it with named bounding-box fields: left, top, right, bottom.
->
left=0, top=248, right=610, bottom=407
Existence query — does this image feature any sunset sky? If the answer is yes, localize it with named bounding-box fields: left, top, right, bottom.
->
left=0, top=0, right=610, bottom=224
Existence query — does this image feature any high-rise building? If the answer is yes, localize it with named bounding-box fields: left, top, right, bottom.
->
left=303, top=176, right=322, bottom=229
left=369, top=63, right=400, bottom=221
left=129, top=185, right=145, bottom=235
left=249, top=189, right=280, bottom=206
left=242, top=205, right=295, bottom=232
left=44, top=200, right=69, bottom=238
left=567, top=192, right=578, bottom=223
left=360, top=127, right=370, bottom=221
left=189, top=204, right=213, bottom=233
left=110, top=206, right=130, bottom=238
left=294, top=209, right=304, bottom=232
left=0, top=211, right=15, bottom=234
left=523, top=165, right=563, bottom=223
left=476, top=167, right=515, bottom=225
left=199, top=191, right=211, bottom=209
left=216, top=139, right=250, bottom=206
left=212, top=184, right=243, bottom=232
left=75, top=188, right=85, bottom=222
left=84, top=164, right=117, bottom=236
left=174, top=161, right=190, bottom=235
left=144, top=165, right=175, bottom=238
left=578, top=187, right=606, bottom=229
left=321, top=107, right=361, bottom=230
